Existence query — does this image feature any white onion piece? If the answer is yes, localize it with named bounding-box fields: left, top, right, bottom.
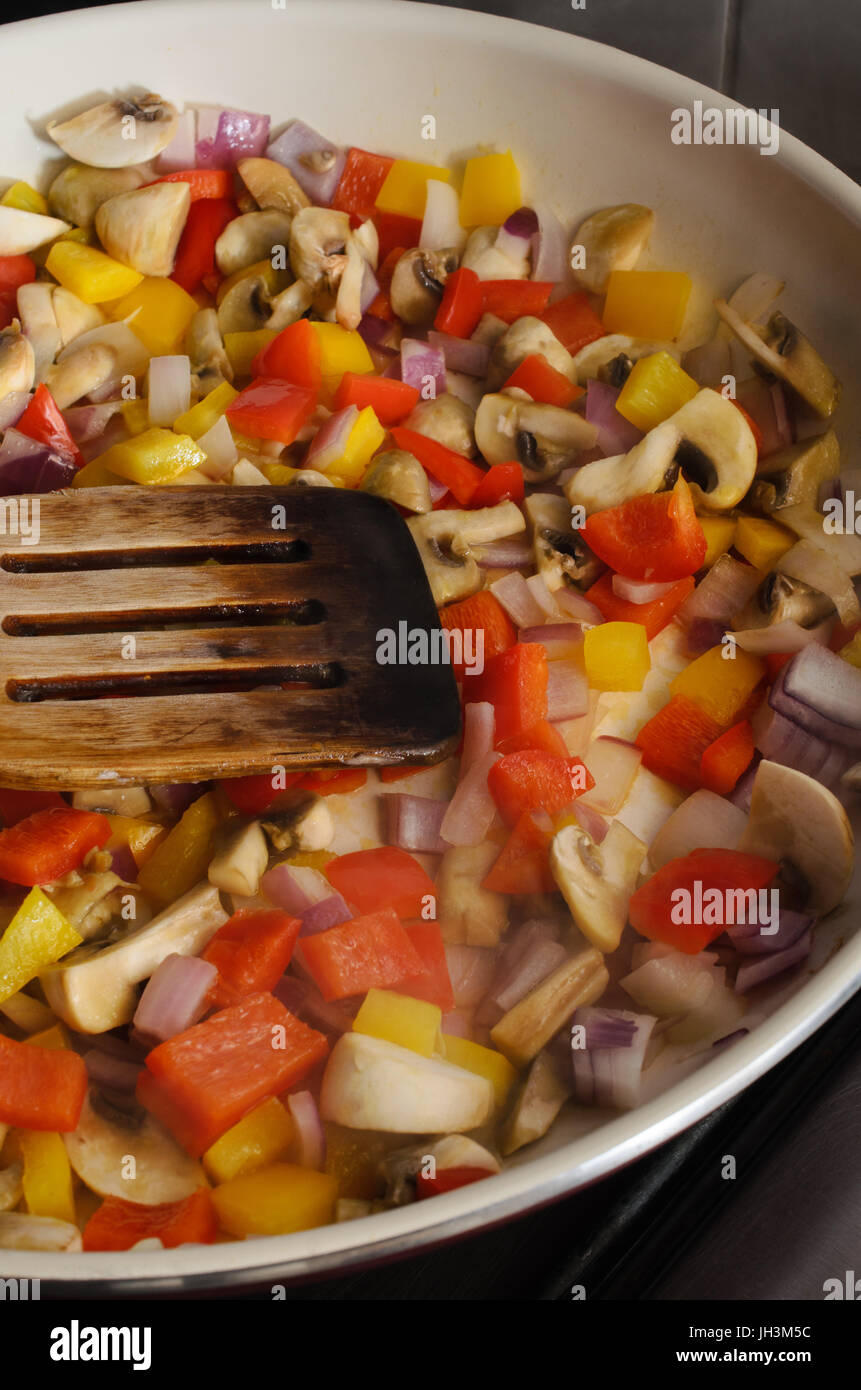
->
left=286, top=1091, right=325, bottom=1169
left=148, top=355, right=191, bottom=427
left=305, top=405, right=358, bottom=472
left=546, top=659, right=589, bottom=721
left=682, top=335, right=732, bottom=390
left=732, top=617, right=833, bottom=655
left=612, top=575, right=676, bottom=605
left=420, top=179, right=465, bottom=252
left=525, top=572, right=563, bottom=618
left=63, top=400, right=124, bottom=443
left=491, top=571, right=546, bottom=628
left=461, top=702, right=495, bottom=772
left=571, top=1007, right=657, bottom=1110
left=197, top=414, right=238, bottom=480
left=578, top=738, right=642, bottom=814
left=440, top=750, right=501, bottom=847
left=444, top=944, right=499, bottom=1008
left=648, top=788, right=747, bottom=869
left=445, top=370, right=484, bottom=411
left=132, top=952, right=217, bottom=1046
left=530, top=202, right=568, bottom=284
left=383, top=794, right=448, bottom=854
left=262, top=863, right=329, bottom=913
left=621, top=952, right=715, bottom=1016
left=555, top=587, right=604, bottom=626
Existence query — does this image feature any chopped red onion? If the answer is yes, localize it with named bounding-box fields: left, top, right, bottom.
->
left=728, top=755, right=761, bottom=812
left=299, top=893, right=352, bottom=937
left=132, top=953, right=218, bottom=1046
left=530, top=202, right=568, bottom=284
left=503, top=207, right=540, bottom=240
left=682, top=336, right=732, bottom=390
left=444, top=943, right=500, bottom=1008
left=400, top=338, right=446, bottom=396
left=612, top=575, right=676, bottom=605
left=578, top=1010, right=638, bottom=1049
left=474, top=536, right=533, bottom=569
left=554, top=587, right=605, bottom=626
left=440, top=749, right=501, bottom=847
left=770, top=382, right=793, bottom=448
left=678, top=553, right=761, bottom=633
left=519, top=622, right=583, bottom=645
left=769, top=644, right=861, bottom=749
left=0, top=429, right=77, bottom=495
left=490, top=571, right=547, bottom=628
left=478, top=928, right=566, bottom=1026
left=278, top=971, right=357, bottom=1033
left=305, top=405, right=358, bottom=472
left=427, top=330, right=490, bottom=379
left=546, top=659, right=589, bottom=721
left=730, top=908, right=814, bottom=955
left=734, top=376, right=785, bottom=457
left=648, top=788, right=747, bottom=870
left=426, top=474, right=448, bottom=504
left=84, top=1049, right=142, bottom=1093
left=712, top=1027, right=750, bottom=1048
left=148, top=782, right=208, bottom=815
left=420, top=180, right=464, bottom=253
left=570, top=1007, right=656, bottom=1109
left=266, top=120, right=346, bottom=205
left=357, top=313, right=397, bottom=350
left=262, top=863, right=320, bottom=914
left=0, top=390, right=29, bottom=432
left=461, top=702, right=495, bottom=771
left=573, top=800, right=609, bottom=844
left=195, top=106, right=270, bottom=169
left=155, top=109, right=196, bottom=173
left=109, top=845, right=138, bottom=883
left=525, top=572, right=562, bottom=619
left=585, top=380, right=643, bottom=456
left=383, top=793, right=448, bottom=854
left=286, top=1091, right=326, bottom=1169
left=752, top=703, right=852, bottom=786
left=63, top=400, right=124, bottom=443
left=685, top=616, right=729, bottom=655
left=734, top=931, right=811, bottom=992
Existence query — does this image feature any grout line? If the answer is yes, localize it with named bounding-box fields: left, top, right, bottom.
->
left=719, top=0, right=744, bottom=94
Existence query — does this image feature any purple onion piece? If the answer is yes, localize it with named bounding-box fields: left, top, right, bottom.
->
left=84, top=1049, right=143, bottom=1093
left=148, top=782, right=208, bottom=815
left=730, top=908, right=815, bottom=956
left=299, top=893, right=352, bottom=937
left=734, top=931, right=812, bottom=993
left=503, top=206, right=540, bottom=239
left=266, top=119, right=346, bottom=206
left=109, top=845, right=138, bottom=883
left=132, top=953, right=218, bottom=1046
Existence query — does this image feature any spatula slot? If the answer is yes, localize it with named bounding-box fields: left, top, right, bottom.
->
left=0, top=539, right=311, bottom=574
left=6, top=662, right=343, bottom=703
left=2, top=599, right=326, bottom=638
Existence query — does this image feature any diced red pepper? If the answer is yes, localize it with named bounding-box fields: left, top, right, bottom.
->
left=0, top=254, right=37, bottom=293
left=399, top=922, right=455, bottom=1012
left=83, top=1189, right=218, bottom=1251
left=294, top=768, right=367, bottom=796
left=0, top=292, right=17, bottom=330
left=202, top=909, right=302, bottom=1008
left=151, top=169, right=235, bottom=201
left=482, top=811, right=556, bottom=895
left=539, top=291, right=607, bottom=354
left=699, top=720, right=755, bottom=795
left=468, top=462, right=524, bottom=508
left=0, top=805, right=111, bottom=886
left=635, top=694, right=723, bottom=791
left=415, top=1165, right=495, bottom=1198
left=0, top=787, right=67, bottom=827
left=299, top=906, right=426, bottom=1002
left=170, top=197, right=237, bottom=293
left=585, top=572, right=696, bottom=640
left=502, top=353, right=583, bottom=407
left=0, top=1033, right=87, bottom=1132
left=390, top=426, right=485, bottom=506
left=379, top=766, right=419, bottom=784
left=325, top=846, right=436, bottom=919
left=496, top=719, right=570, bottom=758
left=582, top=478, right=706, bottom=582
left=434, top=267, right=483, bottom=338
left=333, top=371, right=419, bottom=425
left=438, top=590, right=517, bottom=681
left=251, top=318, right=322, bottom=390
left=373, top=211, right=422, bottom=262
left=629, top=848, right=779, bottom=954
left=332, top=148, right=394, bottom=218
left=468, top=643, right=548, bottom=741
left=218, top=771, right=303, bottom=817
left=15, top=384, right=84, bottom=467
left=480, top=280, right=553, bottom=324
left=487, top=749, right=594, bottom=827
left=225, top=377, right=317, bottom=444
left=138, top=992, right=327, bottom=1157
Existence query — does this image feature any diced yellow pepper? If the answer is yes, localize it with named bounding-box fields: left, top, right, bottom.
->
left=670, top=644, right=765, bottom=726
left=839, top=631, right=861, bottom=670
left=353, top=989, right=442, bottom=1056
left=110, top=277, right=198, bottom=354
left=441, top=1035, right=517, bottom=1107
left=174, top=381, right=238, bottom=439
left=104, top=814, right=168, bottom=867
left=311, top=322, right=374, bottom=385
left=211, top=1162, right=337, bottom=1236
left=733, top=515, right=796, bottom=571
left=375, top=160, right=452, bottom=219
left=203, top=1097, right=294, bottom=1184
left=459, top=151, right=522, bottom=227
left=615, top=350, right=699, bottom=431
left=584, top=621, right=651, bottom=693
left=224, top=329, right=277, bottom=378
left=95, top=428, right=206, bottom=485
left=326, top=406, right=386, bottom=487
left=1, top=181, right=48, bottom=215
left=25, top=1024, right=69, bottom=1051
left=45, top=241, right=144, bottom=304
left=0, top=888, right=81, bottom=1005
left=603, top=271, right=693, bottom=340
left=260, top=462, right=300, bottom=486
left=137, top=791, right=220, bottom=904
left=121, top=398, right=149, bottom=435
left=20, top=1131, right=75, bottom=1224
left=699, top=515, right=737, bottom=567
left=71, top=456, right=131, bottom=488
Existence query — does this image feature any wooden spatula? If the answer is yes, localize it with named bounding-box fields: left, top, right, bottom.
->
left=0, top=486, right=461, bottom=788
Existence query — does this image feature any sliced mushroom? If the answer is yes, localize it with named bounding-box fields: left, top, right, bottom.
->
left=216, top=270, right=273, bottom=334
left=39, top=881, right=228, bottom=1033
left=0, top=1212, right=82, bottom=1252
left=408, top=500, right=526, bottom=605
left=16, top=281, right=61, bottom=382
left=776, top=539, right=859, bottom=626
left=334, top=237, right=369, bottom=331
left=738, top=760, right=853, bottom=914
left=45, top=869, right=145, bottom=943
left=490, top=947, right=609, bottom=1068
left=360, top=449, right=432, bottom=513
left=0, top=321, right=36, bottom=400
left=403, top=393, right=476, bottom=457
left=237, top=156, right=311, bottom=217
left=475, top=393, right=597, bottom=481
left=288, top=206, right=351, bottom=290
left=472, top=312, right=509, bottom=348
left=487, top=316, right=577, bottom=392
left=0, top=205, right=71, bottom=256
left=46, top=93, right=179, bottom=168
left=571, top=333, right=679, bottom=385
left=215, top=209, right=294, bottom=278
left=437, top=841, right=509, bottom=946
left=64, top=1091, right=205, bottom=1204
left=72, top=785, right=152, bottom=816
left=266, top=278, right=314, bottom=333
left=186, top=307, right=233, bottom=390
left=668, top=387, right=758, bottom=511
left=734, top=570, right=836, bottom=634
left=550, top=820, right=647, bottom=953
left=499, top=1050, right=573, bottom=1155
left=48, top=163, right=145, bottom=228
left=0, top=1161, right=23, bottom=1212
left=320, top=1032, right=496, bottom=1132
left=571, top=203, right=654, bottom=294
left=749, top=430, right=840, bottom=514
left=52, top=287, right=106, bottom=349
left=524, top=492, right=602, bottom=591
left=461, top=225, right=529, bottom=280
left=715, top=299, right=840, bottom=419
left=389, top=246, right=459, bottom=326
left=260, top=794, right=333, bottom=853
left=289, top=468, right=335, bottom=488
left=381, top=1134, right=500, bottom=1203
left=44, top=341, right=117, bottom=408
left=207, top=819, right=268, bottom=898
left=95, top=181, right=190, bottom=277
